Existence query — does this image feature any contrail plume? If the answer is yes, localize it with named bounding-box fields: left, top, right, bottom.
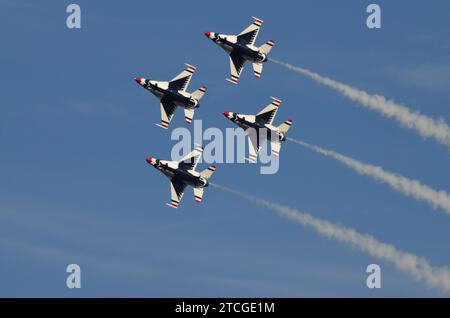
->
left=270, top=58, right=450, bottom=149
left=287, top=137, right=450, bottom=215
left=211, top=183, right=450, bottom=293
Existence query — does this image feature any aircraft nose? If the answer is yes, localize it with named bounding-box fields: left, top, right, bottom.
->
left=135, top=77, right=143, bottom=84
left=146, top=157, right=154, bottom=165
left=223, top=112, right=230, bottom=118
left=204, top=31, right=212, bottom=38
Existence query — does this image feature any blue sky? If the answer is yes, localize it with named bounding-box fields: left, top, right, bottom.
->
left=1, top=0, right=450, bottom=297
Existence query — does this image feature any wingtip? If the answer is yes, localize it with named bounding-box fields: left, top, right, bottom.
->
left=155, top=123, right=169, bottom=129
left=226, top=78, right=238, bottom=85
left=185, top=63, right=197, bottom=70
left=194, top=143, right=204, bottom=150
left=252, top=16, right=264, bottom=24
left=270, top=96, right=282, bottom=105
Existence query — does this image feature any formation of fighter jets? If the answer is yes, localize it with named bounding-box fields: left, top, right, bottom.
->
left=134, top=17, right=293, bottom=208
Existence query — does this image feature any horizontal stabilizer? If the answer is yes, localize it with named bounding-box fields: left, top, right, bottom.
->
left=278, top=119, right=293, bottom=134
left=259, top=39, right=275, bottom=55
left=184, top=108, right=195, bottom=125
left=271, top=140, right=281, bottom=157
left=193, top=187, right=204, bottom=204
left=252, top=62, right=263, bottom=79
left=200, top=165, right=216, bottom=179
left=191, top=86, right=207, bottom=100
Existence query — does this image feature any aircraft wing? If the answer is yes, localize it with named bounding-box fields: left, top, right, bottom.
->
left=237, top=17, right=263, bottom=46
left=246, top=129, right=261, bottom=163
left=255, top=97, right=281, bottom=125
left=158, top=97, right=177, bottom=129
left=227, top=53, right=246, bottom=84
left=167, top=178, right=187, bottom=209
left=178, top=144, right=204, bottom=171
left=169, top=63, right=196, bottom=91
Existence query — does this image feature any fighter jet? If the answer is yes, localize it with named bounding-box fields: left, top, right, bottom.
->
left=134, top=64, right=207, bottom=129
left=204, top=17, right=275, bottom=84
left=223, top=97, right=293, bottom=162
left=146, top=145, right=216, bottom=208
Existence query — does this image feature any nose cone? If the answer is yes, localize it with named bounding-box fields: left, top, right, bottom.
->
left=135, top=77, right=142, bottom=84
left=204, top=31, right=214, bottom=39
left=223, top=111, right=231, bottom=119
left=146, top=157, right=155, bottom=165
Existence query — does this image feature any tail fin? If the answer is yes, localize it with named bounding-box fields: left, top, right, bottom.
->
left=259, top=39, right=275, bottom=55
left=200, top=165, right=216, bottom=180
left=191, top=86, right=207, bottom=100
left=278, top=119, right=293, bottom=134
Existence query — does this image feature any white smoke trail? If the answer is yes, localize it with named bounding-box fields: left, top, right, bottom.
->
left=210, top=183, right=450, bottom=293
left=270, top=58, right=450, bottom=149
left=287, top=137, right=450, bottom=215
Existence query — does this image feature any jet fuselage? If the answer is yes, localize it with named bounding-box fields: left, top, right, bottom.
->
left=138, top=79, right=199, bottom=109
left=210, top=33, right=267, bottom=63
left=148, top=158, right=208, bottom=188
left=226, top=112, right=286, bottom=142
